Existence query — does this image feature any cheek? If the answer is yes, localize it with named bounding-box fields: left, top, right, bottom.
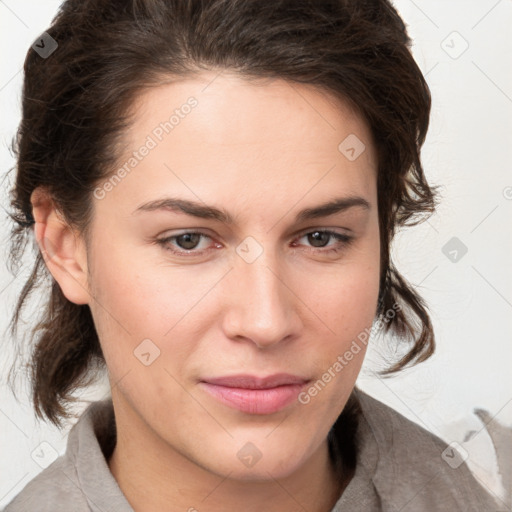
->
left=86, top=244, right=170, bottom=361
left=307, top=271, right=378, bottom=379
left=294, top=243, right=380, bottom=385
left=299, top=257, right=380, bottom=340
left=299, top=268, right=378, bottom=411
left=89, top=240, right=184, bottom=330
left=87, top=242, right=217, bottom=375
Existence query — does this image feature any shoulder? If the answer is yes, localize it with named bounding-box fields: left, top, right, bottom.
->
left=3, top=454, right=90, bottom=512
left=353, top=388, right=506, bottom=511
left=3, top=398, right=118, bottom=512
left=355, top=387, right=449, bottom=451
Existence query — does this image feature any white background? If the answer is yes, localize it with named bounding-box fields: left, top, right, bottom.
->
left=1, top=0, right=511, bottom=508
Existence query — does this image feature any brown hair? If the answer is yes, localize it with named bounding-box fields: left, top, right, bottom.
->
left=5, top=0, right=439, bottom=428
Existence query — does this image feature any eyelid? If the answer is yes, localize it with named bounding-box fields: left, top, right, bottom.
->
left=294, top=225, right=353, bottom=237
left=155, top=227, right=354, bottom=257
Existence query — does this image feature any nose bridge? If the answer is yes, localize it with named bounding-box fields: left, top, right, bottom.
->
left=223, top=241, right=298, bottom=347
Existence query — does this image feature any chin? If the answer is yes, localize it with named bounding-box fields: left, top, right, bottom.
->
left=204, top=443, right=308, bottom=482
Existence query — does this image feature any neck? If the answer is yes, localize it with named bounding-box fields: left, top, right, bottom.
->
left=107, top=401, right=355, bottom=512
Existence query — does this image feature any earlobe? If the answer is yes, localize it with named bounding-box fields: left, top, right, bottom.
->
left=30, top=187, right=90, bottom=305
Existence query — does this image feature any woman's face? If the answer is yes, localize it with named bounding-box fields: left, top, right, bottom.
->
left=85, top=71, right=380, bottom=480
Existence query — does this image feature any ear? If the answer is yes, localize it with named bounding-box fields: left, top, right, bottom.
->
left=30, top=187, right=90, bottom=305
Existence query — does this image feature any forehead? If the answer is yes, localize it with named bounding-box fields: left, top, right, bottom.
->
left=100, top=71, right=377, bottom=219
left=129, top=71, right=373, bottom=151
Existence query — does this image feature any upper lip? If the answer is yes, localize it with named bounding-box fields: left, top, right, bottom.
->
left=201, top=373, right=310, bottom=389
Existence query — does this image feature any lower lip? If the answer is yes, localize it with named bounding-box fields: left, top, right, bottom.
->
left=199, top=382, right=308, bottom=414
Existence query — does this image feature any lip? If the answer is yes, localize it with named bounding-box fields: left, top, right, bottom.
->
left=199, top=373, right=310, bottom=414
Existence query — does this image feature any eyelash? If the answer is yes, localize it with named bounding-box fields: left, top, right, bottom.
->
left=155, top=229, right=354, bottom=257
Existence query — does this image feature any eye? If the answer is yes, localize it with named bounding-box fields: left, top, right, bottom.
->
left=155, top=229, right=354, bottom=257
left=293, top=229, right=353, bottom=254
left=156, top=231, right=217, bottom=255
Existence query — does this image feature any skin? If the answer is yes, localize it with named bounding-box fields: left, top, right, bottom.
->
left=31, top=71, right=380, bottom=512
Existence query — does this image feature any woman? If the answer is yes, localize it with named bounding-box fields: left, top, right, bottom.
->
left=3, top=0, right=505, bottom=510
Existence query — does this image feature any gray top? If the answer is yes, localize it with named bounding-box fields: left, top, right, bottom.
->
left=4, top=388, right=506, bottom=511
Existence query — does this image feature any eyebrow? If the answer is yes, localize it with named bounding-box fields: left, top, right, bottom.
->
left=133, top=195, right=370, bottom=223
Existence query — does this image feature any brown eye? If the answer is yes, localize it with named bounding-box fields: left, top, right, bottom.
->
left=156, top=231, right=215, bottom=255
left=294, top=229, right=353, bottom=255
left=307, top=231, right=331, bottom=248
left=175, top=233, right=202, bottom=250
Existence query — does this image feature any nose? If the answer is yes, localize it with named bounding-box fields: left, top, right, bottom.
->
left=221, top=250, right=301, bottom=349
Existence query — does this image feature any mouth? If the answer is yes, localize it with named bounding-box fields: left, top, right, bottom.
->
left=199, top=373, right=310, bottom=414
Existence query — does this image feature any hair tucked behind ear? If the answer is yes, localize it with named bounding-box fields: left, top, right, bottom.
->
left=5, top=0, right=439, bottom=427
